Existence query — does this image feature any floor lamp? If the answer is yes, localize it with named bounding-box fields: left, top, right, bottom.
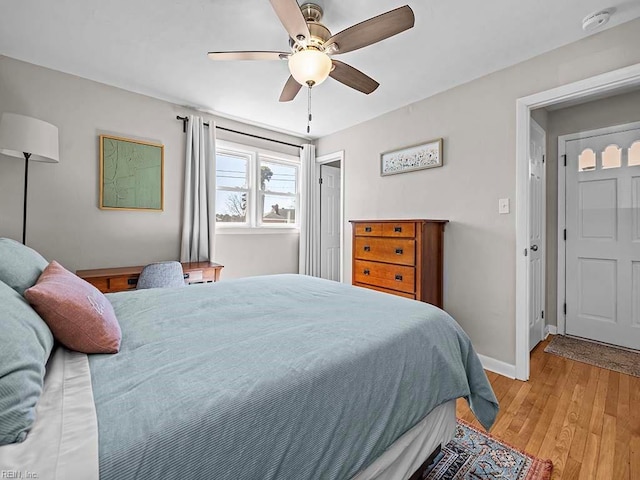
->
left=0, top=113, right=59, bottom=244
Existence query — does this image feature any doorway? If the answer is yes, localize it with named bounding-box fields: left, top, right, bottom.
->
left=515, top=62, right=640, bottom=380
left=558, top=122, right=640, bottom=350
left=317, top=151, right=344, bottom=282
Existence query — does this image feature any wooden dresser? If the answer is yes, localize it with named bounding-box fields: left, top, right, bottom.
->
left=349, top=219, right=447, bottom=307
left=76, top=261, right=224, bottom=293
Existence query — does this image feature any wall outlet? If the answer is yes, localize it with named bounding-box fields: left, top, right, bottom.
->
left=499, top=198, right=510, bottom=214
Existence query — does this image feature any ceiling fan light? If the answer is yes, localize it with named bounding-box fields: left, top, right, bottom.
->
left=288, top=49, right=332, bottom=87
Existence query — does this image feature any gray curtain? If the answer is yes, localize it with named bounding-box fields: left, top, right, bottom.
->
left=298, top=144, right=320, bottom=276
left=180, top=115, right=216, bottom=262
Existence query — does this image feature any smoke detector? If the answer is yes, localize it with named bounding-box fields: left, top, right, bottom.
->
left=582, top=10, right=611, bottom=31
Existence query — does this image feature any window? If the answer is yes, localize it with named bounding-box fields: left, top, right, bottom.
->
left=215, top=141, right=299, bottom=229
left=578, top=148, right=596, bottom=172
left=260, top=158, right=297, bottom=224
left=601, top=144, right=621, bottom=169
left=215, top=151, right=250, bottom=223
left=629, top=141, right=640, bottom=167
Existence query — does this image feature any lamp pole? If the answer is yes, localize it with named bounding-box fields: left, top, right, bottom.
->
left=22, top=152, right=31, bottom=244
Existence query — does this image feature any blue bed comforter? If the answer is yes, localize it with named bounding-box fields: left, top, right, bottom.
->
left=89, top=274, right=498, bottom=480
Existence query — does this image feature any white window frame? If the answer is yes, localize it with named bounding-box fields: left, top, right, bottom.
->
left=215, top=145, right=252, bottom=227
left=215, top=140, right=300, bottom=233
left=258, top=154, right=300, bottom=228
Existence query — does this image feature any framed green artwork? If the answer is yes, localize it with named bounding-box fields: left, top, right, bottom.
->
left=99, top=135, right=164, bottom=211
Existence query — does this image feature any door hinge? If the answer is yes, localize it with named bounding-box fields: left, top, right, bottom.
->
left=541, top=310, right=544, bottom=319
left=318, top=177, right=323, bottom=184
left=524, top=248, right=528, bottom=257
left=542, top=154, right=545, bottom=164
left=563, top=303, right=567, bottom=315
left=564, top=229, right=566, bottom=241
left=562, top=154, right=567, bottom=167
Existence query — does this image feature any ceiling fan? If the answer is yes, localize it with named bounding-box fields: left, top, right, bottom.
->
left=207, top=1, right=415, bottom=103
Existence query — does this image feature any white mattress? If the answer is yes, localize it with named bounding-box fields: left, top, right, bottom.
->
left=352, top=400, right=456, bottom=480
left=0, top=347, right=454, bottom=480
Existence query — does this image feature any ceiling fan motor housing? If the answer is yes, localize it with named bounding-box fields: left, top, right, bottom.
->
left=301, top=3, right=323, bottom=22
left=290, top=3, right=331, bottom=51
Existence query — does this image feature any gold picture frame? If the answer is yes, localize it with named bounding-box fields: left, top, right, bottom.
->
left=99, top=135, right=164, bottom=211
left=380, top=138, right=443, bottom=176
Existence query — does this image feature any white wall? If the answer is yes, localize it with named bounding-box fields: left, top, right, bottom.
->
left=316, top=18, right=640, bottom=365
left=0, top=55, right=305, bottom=277
left=544, top=88, right=640, bottom=326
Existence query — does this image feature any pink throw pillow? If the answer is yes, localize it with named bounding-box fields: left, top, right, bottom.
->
left=24, top=261, right=121, bottom=354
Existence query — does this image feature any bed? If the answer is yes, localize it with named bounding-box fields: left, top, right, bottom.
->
left=0, top=247, right=498, bottom=480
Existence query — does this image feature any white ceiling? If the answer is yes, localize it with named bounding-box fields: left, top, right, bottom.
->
left=1, top=1, right=639, bottom=139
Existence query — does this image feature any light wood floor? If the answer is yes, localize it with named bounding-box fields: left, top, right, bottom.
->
left=456, top=337, right=640, bottom=480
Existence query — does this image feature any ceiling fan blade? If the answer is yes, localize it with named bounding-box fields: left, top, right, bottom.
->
left=330, top=60, right=379, bottom=95
left=279, top=75, right=302, bottom=102
left=324, top=5, right=414, bottom=55
left=269, top=0, right=311, bottom=44
left=207, top=51, right=290, bottom=61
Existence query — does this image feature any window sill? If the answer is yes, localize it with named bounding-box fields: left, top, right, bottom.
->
left=215, top=226, right=300, bottom=235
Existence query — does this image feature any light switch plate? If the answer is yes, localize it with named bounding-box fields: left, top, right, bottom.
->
left=499, top=198, right=510, bottom=214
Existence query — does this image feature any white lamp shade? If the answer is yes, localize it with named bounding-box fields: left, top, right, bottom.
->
left=0, top=113, right=59, bottom=163
left=288, top=50, right=333, bottom=87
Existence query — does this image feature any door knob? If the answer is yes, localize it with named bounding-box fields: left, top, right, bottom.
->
left=530, top=244, right=538, bottom=252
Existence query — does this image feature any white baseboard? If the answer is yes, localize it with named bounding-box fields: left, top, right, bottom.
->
left=544, top=325, right=558, bottom=338
left=477, top=354, right=516, bottom=379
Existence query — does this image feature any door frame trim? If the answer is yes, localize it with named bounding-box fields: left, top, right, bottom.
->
left=557, top=120, right=640, bottom=336
left=515, top=62, right=640, bottom=380
left=317, top=151, right=345, bottom=282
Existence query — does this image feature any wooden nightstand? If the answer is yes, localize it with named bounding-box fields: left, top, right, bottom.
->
left=76, top=261, right=224, bottom=293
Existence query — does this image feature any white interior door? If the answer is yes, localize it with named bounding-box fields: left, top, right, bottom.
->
left=529, top=120, right=546, bottom=351
left=320, top=164, right=341, bottom=281
left=565, top=125, right=640, bottom=349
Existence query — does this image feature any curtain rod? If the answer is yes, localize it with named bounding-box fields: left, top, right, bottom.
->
left=176, top=116, right=303, bottom=150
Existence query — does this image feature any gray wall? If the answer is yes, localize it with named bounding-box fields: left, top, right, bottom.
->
left=0, top=55, right=304, bottom=278
left=316, top=18, right=640, bottom=365
left=544, top=88, right=640, bottom=326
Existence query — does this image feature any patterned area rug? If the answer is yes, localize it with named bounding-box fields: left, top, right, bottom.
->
left=544, top=334, right=640, bottom=378
left=422, top=420, right=552, bottom=480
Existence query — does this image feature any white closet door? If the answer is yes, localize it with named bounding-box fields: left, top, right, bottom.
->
left=320, top=164, right=341, bottom=281
left=529, top=120, right=546, bottom=351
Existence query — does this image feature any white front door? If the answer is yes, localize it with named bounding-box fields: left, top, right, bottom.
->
left=565, top=125, right=640, bottom=349
left=320, top=164, right=341, bottom=281
left=529, top=120, right=546, bottom=350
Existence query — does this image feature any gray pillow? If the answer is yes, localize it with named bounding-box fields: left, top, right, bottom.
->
left=0, top=280, right=54, bottom=445
left=0, top=238, right=48, bottom=295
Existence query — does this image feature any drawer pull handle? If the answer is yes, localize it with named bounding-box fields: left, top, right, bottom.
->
left=364, top=269, right=370, bottom=275
left=364, top=245, right=371, bottom=252
left=394, top=226, right=402, bottom=233
left=395, top=248, right=403, bottom=255
left=395, top=274, right=403, bottom=281
left=127, top=278, right=138, bottom=286
left=365, top=226, right=372, bottom=232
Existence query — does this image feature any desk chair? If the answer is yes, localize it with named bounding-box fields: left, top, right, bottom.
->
left=136, top=261, right=185, bottom=289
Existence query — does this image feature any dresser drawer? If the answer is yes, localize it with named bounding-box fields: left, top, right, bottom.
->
left=382, top=222, right=416, bottom=238
left=355, top=283, right=416, bottom=299
left=354, top=222, right=383, bottom=236
left=354, top=260, right=415, bottom=294
left=354, top=237, right=415, bottom=266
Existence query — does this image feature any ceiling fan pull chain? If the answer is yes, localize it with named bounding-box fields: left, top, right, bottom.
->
left=307, top=85, right=312, bottom=134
